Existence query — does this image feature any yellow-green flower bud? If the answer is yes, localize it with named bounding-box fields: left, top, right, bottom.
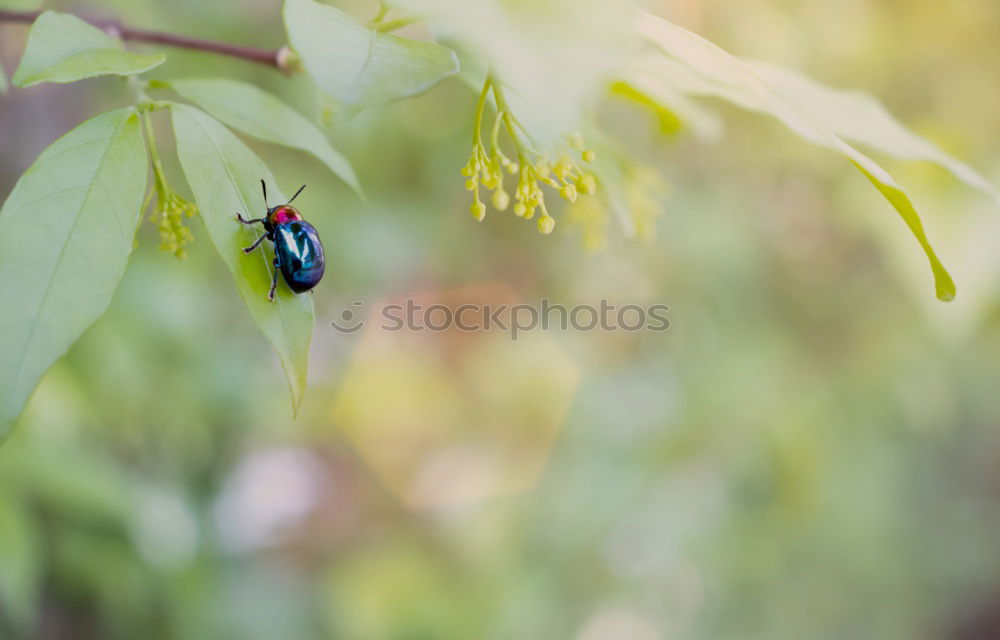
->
left=555, top=157, right=573, bottom=178
left=577, top=174, right=597, bottom=195
left=152, top=192, right=197, bottom=260
left=492, top=190, right=510, bottom=211
left=471, top=200, right=486, bottom=221
left=537, top=216, right=556, bottom=235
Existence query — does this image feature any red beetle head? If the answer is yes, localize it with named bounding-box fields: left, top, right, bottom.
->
left=268, top=205, right=303, bottom=226
left=260, top=181, right=306, bottom=229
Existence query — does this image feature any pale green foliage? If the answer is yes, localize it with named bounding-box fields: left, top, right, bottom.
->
left=0, top=491, right=40, bottom=632
left=166, top=77, right=362, bottom=197
left=395, top=0, right=632, bottom=143
left=0, top=109, right=147, bottom=439
left=631, top=12, right=958, bottom=301
left=283, top=0, right=459, bottom=109
left=12, top=11, right=165, bottom=87
left=742, top=60, right=1000, bottom=207
left=626, top=52, right=1000, bottom=207
left=170, top=103, right=314, bottom=415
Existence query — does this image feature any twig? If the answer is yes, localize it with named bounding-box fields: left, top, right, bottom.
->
left=0, top=9, right=285, bottom=70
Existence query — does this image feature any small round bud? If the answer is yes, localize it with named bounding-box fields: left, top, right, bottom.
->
left=582, top=150, right=596, bottom=163
left=465, top=178, right=478, bottom=191
left=514, top=202, right=527, bottom=218
left=492, top=190, right=510, bottom=211
left=577, top=174, right=597, bottom=195
left=537, top=216, right=556, bottom=235
left=559, top=184, right=578, bottom=202
left=470, top=201, right=486, bottom=221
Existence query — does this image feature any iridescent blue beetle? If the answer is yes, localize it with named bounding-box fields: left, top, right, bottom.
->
left=236, top=180, right=325, bottom=301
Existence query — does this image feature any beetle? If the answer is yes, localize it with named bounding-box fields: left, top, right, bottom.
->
left=235, top=180, right=325, bottom=301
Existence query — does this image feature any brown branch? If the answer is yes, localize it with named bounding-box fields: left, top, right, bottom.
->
left=0, top=9, right=285, bottom=70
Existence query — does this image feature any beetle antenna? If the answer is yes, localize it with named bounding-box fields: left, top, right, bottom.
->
left=260, top=179, right=268, bottom=207
left=287, top=184, right=306, bottom=205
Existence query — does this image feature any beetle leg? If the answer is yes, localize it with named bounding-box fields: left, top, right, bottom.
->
left=235, top=213, right=265, bottom=225
left=242, top=234, right=267, bottom=254
left=268, top=257, right=280, bottom=302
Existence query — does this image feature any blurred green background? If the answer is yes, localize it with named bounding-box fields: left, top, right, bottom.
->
left=3, top=0, right=1000, bottom=638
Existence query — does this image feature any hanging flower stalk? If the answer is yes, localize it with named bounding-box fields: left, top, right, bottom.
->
left=462, top=76, right=597, bottom=235
left=141, top=107, right=197, bottom=259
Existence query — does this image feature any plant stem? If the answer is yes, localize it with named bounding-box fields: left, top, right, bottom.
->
left=490, top=79, right=527, bottom=163
left=139, top=184, right=155, bottom=219
left=0, top=9, right=285, bottom=70
left=126, top=75, right=151, bottom=104
left=140, top=109, right=169, bottom=198
left=473, top=78, right=492, bottom=147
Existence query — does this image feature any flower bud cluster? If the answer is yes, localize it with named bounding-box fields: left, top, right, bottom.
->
left=151, top=192, right=197, bottom=259
left=462, top=78, right=598, bottom=235
left=141, top=108, right=198, bottom=260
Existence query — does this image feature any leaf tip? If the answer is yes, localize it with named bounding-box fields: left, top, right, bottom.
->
left=936, top=280, right=957, bottom=303
left=931, top=256, right=957, bottom=302
left=353, top=183, right=369, bottom=205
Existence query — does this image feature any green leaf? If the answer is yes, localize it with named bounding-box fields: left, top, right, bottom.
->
left=0, top=108, right=148, bottom=439
left=0, top=492, right=40, bottom=632
left=742, top=60, right=1000, bottom=208
left=634, top=12, right=960, bottom=301
left=170, top=103, right=314, bottom=414
left=12, top=11, right=165, bottom=88
left=164, top=77, right=363, bottom=197
left=283, top=0, right=459, bottom=109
